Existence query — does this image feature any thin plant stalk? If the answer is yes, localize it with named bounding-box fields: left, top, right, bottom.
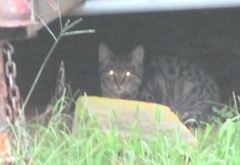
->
left=22, top=18, right=95, bottom=111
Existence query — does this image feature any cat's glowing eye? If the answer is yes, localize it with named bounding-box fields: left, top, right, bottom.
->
left=108, top=70, right=114, bottom=76
left=125, top=71, right=131, bottom=77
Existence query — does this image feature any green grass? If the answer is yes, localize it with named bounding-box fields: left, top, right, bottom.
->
left=6, top=95, right=240, bottom=165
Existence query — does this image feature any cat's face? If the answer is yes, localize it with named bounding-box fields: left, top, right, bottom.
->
left=98, top=43, right=144, bottom=99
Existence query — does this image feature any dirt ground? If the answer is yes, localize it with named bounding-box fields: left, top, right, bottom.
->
left=9, top=8, right=240, bottom=117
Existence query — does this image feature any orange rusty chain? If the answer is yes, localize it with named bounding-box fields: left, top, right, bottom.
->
left=0, top=41, right=21, bottom=124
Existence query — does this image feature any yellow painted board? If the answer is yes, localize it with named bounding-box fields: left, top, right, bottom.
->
left=73, top=96, right=196, bottom=145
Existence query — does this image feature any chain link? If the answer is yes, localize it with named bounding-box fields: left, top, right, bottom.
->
left=0, top=41, right=21, bottom=123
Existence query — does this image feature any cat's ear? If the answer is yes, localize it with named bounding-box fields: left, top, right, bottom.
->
left=129, top=45, right=144, bottom=66
left=98, top=43, right=112, bottom=65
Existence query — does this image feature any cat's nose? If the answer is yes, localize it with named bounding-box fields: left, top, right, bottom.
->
left=116, top=81, right=123, bottom=89
left=115, top=78, right=124, bottom=89
left=116, top=84, right=121, bottom=90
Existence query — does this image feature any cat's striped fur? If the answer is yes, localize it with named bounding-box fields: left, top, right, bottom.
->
left=98, top=43, right=221, bottom=122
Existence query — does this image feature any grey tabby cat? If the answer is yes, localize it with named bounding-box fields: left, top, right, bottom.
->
left=98, top=43, right=221, bottom=122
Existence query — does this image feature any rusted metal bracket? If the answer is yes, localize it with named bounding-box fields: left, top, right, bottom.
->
left=0, top=0, right=85, bottom=40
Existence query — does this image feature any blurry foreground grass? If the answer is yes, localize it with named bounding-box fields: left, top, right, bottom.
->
left=10, top=94, right=240, bottom=165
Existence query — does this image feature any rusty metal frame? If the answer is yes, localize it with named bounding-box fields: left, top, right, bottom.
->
left=0, top=0, right=85, bottom=40
left=27, top=0, right=85, bottom=38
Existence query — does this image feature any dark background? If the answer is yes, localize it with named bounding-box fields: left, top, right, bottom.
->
left=10, top=8, right=240, bottom=115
